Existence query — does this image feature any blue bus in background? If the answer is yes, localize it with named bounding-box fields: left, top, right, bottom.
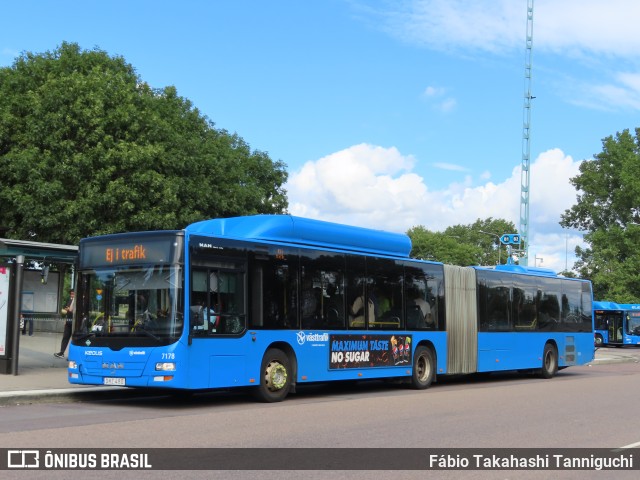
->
left=593, top=301, right=640, bottom=347
left=67, top=215, right=594, bottom=401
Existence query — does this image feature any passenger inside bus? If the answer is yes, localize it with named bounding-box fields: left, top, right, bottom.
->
left=409, top=288, right=433, bottom=328
left=375, top=287, right=391, bottom=318
left=371, top=284, right=401, bottom=329
left=323, top=282, right=345, bottom=328
left=190, top=294, right=218, bottom=334
left=301, top=277, right=320, bottom=328
left=349, top=294, right=375, bottom=327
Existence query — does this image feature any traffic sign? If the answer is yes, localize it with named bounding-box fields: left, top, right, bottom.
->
left=500, top=234, right=521, bottom=245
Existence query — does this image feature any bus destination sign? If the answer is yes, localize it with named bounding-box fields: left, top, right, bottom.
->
left=80, top=236, right=182, bottom=268
left=105, top=245, right=147, bottom=263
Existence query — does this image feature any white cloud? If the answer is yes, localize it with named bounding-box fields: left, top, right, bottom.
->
left=382, top=0, right=522, bottom=54
left=370, top=0, right=640, bottom=111
left=563, top=71, right=640, bottom=112
left=529, top=231, right=584, bottom=273
left=536, top=0, right=640, bottom=58
left=286, top=143, right=584, bottom=272
left=438, top=98, right=457, bottom=113
left=378, top=0, right=640, bottom=58
left=422, top=86, right=445, bottom=97
left=421, top=85, right=457, bottom=112
left=590, top=74, right=640, bottom=111
left=432, top=162, right=468, bottom=172
left=287, top=144, right=427, bottom=229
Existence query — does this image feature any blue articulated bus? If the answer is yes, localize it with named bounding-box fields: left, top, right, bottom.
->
left=593, top=301, right=640, bottom=347
left=67, top=215, right=594, bottom=401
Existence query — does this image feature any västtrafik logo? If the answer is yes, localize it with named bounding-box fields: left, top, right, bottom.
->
left=297, top=331, right=329, bottom=345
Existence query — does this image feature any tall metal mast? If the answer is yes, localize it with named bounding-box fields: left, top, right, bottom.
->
left=519, top=0, right=534, bottom=266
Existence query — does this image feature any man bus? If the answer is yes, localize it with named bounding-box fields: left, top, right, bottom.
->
left=67, top=215, right=594, bottom=401
left=593, top=301, right=640, bottom=347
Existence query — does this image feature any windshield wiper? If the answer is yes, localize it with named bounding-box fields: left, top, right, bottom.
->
left=74, top=332, right=97, bottom=341
left=134, top=326, right=163, bottom=343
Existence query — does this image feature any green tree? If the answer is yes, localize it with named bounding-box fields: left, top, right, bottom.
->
left=408, top=217, right=517, bottom=266
left=560, top=128, right=640, bottom=302
left=0, top=43, right=288, bottom=244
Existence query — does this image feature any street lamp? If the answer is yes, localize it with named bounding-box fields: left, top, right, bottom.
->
left=479, top=230, right=501, bottom=265
left=535, top=255, right=543, bottom=267
left=565, top=234, right=568, bottom=272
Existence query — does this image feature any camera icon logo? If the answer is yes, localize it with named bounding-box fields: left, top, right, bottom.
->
left=7, top=450, right=39, bottom=468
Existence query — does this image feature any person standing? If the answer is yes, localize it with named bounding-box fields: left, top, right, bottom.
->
left=21, top=313, right=34, bottom=336
left=54, top=289, right=75, bottom=359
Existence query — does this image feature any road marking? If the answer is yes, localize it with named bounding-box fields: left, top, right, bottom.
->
left=612, top=441, right=640, bottom=452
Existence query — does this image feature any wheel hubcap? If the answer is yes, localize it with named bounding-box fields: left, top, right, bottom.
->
left=265, top=361, right=287, bottom=391
left=417, top=356, right=429, bottom=382
left=545, top=352, right=554, bottom=370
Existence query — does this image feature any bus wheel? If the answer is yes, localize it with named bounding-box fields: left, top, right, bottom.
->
left=254, top=348, right=291, bottom=402
left=594, top=335, right=603, bottom=347
left=411, top=346, right=435, bottom=389
left=541, top=343, right=558, bottom=379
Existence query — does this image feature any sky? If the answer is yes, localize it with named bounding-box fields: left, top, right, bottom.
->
left=2, top=0, right=639, bottom=273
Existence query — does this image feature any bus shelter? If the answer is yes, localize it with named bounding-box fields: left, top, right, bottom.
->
left=0, top=238, right=78, bottom=375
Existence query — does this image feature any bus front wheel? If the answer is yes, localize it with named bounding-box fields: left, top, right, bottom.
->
left=254, top=348, right=291, bottom=402
left=540, top=343, right=558, bottom=379
left=411, top=346, right=435, bottom=389
left=594, top=335, right=603, bottom=347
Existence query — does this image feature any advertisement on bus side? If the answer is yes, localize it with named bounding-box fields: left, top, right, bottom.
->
left=329, top=334, right=412, bottom=369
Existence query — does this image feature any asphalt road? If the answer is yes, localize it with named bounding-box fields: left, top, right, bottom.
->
left=1, top=353, right=640, bottom=480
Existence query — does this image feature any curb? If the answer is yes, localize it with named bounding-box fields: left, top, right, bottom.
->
left=588, top=356, right=639, bottom=365
left=0, top=386, right=127, bottom=406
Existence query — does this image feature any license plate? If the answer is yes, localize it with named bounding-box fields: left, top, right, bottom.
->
left=104, top=377, right=125, bottom=386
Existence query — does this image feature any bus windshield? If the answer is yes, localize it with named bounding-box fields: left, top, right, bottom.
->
left=628, top=313, right=640, bottom=336
left=74, top=264, right=183, bottom=347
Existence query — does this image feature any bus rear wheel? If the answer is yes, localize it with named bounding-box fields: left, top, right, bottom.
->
left=254, top=348, right=291, bottom=402
left=540, top=343, right=558, bottom=379
left=411, top=346, right=435, bottom=389
left=594, top=335, right=603, bottom=347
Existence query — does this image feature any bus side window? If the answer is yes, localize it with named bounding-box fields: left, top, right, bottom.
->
left=225, top=315, right=244, bottom=334
left=404, top=264, right=441, bottom=331
left=300, top=272, right=321, bottom=329
left=324, top=278, right=345, bottom=329
left=250, top=252, right=297, bottom=329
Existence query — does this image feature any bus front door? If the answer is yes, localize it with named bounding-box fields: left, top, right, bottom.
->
left=608, top=313, right=624, bottom=345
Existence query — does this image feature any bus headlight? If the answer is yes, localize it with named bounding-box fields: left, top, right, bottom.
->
left=155, top=362, right=176, bottom=371
left=68, top=360, right=78, bottom=369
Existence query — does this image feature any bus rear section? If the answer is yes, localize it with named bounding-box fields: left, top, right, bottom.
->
left=444, top=265, right=594, bottom=377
